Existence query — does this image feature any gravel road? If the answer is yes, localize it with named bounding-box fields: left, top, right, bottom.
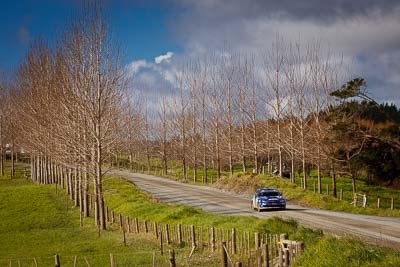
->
left=110, top=169, right=400, bottom=249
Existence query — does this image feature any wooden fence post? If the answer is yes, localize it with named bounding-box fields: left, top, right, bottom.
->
left=279, top=234, right=288, bottom=267
left=127, top=217, right=131, bottom=233
left=340, top=188, right=343, bottom=200
left=362, top=194, right=367, bottom=208
left=284, top=249, right=290, bottom=267
left=211, top=227, right=215, bottom=252
left=160, top=231, right=164, bottom=255
left=110, top=254, right=115, bottom=267
left=166, top=224, right=171, bottom=244
left=278, top=243, right=283, bottom=267
left=135, top=218, right=139, bottom=233
left=154, top=222, right=159, bottom=239
left=221, top=241, right=228, bottom=267
left=247, top=232, right=251, bottom=260
left=169, top=250, right=176, bottom=267
left=262, top=242, right=269, bottom=267
left=178, top=224, right=182, bottom=244
left=200, top=227, right=204, bottom=250
left=191, top=225, right=196, bottom=247
left=231, top=228, right=236, bottom=254
left=119, top=214, right=123, bottom=229
left=255, top=232, right=260, bottom=250
left=123, top=230, right=126, bottom=246
left=391, top=197, right=394, bottom=210
left=55, top=254, right=60, bottom=267
left=255, top=232, right=261, bottom=267
left=377, top=196, right=380, bottom=208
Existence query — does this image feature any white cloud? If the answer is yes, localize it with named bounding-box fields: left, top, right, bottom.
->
left=125, top=52, right=180, bottom=111
left=131, top=60, right=148, bottom=70
left=155, top=52, right=174, bottom=64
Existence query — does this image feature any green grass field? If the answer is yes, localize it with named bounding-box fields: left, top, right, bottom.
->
left=1, top=168, right=399, bottom=266
left=0, top=169, right=181, bottom=266
left=293, top=171, right=400, bottom=209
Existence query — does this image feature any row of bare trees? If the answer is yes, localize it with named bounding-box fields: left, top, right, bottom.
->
left=2, top=3, right=351, bottom=224
left=119, top=42, right=347, bottom=195
left=1, top=3, right=125, bottom=230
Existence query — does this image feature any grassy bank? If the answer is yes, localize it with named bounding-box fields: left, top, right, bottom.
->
left=0, top=169, right=176, bottom=266
left=215, top=174, right=400, bottom=217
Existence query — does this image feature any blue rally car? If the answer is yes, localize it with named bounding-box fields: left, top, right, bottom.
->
left=251, top=188, right=286, bottom=211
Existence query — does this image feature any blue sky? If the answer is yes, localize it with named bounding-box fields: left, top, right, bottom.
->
left=0, top=0, right=182, bottom=70
left=1, top=0, right=399, bottom=105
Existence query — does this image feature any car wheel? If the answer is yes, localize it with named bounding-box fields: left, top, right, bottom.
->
left=257, top=204, right=261, bottom=212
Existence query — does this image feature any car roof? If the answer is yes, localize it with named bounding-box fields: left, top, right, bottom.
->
left=256, top=188, right=279, bottom=192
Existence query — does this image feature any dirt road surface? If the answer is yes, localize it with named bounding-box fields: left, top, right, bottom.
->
left=110, top=169, right=400, bottom=249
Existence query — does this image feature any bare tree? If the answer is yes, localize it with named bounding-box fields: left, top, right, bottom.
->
left=0, top=78, right=7, bottom=176
left=264, top=38, right=287, bottom=177
left=158, top=95, right=170, bottom=176
left=58, top=2, right=125, bottom=229
left=172, top=68, right=189, bottom=181
left=198, top=60, right=209, bottom=183
left=209, top=59, right=223, bottom=180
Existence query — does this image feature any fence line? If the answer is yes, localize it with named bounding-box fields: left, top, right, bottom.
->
left=103, top=204, right=303, bottom=266
left=307, top=180, right=398, bottom=210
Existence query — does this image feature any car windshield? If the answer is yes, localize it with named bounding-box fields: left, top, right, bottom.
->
left=258, top=191, right=280, bottom=197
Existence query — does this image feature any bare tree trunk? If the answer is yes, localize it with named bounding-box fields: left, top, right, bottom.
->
left=317, top=148, right=322, bottom=194
left=0, top=118, right=3, bottom=176
left=215, top=122, right=221, bottom=180
left=277, top=122, right=283, bottom=177
left=10, top=141, right=14, bottom=177
left=301, top=131, right=307, bottom=190
left=201, top=96, right=207, bottom=183
left=159, top=96, right=169, bottom=176
left=78, top=168, right=83, bottom=214
left=93, top=176, right=99, bottom=225
left=74, top=167, right=79, bottom=206
left=191, top=80, right=198, bottom=181
left=0, top=145, right=3, bottom=176
left=84, top=171, right=89, bottom=217
left=227, top=80, right=234, bottom=176
left=201, top=85, right=208, bottom=183
left=239, top=94, right=246, bottom=173
left=240, top=125, right=246, bottom=173
left=331, top=159, right=337, bottom=198
left=180, top=94, right=187, bottom=181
